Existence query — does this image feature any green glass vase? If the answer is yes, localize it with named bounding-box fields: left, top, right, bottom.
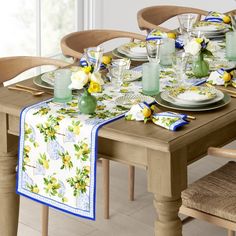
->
left=78, top=89, right=97, bottom=114
left=192, top=52, right=209, bottom=78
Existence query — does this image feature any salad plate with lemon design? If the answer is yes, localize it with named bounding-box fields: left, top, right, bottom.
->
left=117, top=41, right=148, bottom=59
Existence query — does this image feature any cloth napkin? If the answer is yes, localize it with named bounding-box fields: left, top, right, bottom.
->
left=125, top=102, right=188, bottom=131
left=207, top=68, right=236, bottom=86
left=204, top=11, right=230, bottom=24
left=80, top=54, right=107, bottom=70
left=146, top=29, right=184, bottom=49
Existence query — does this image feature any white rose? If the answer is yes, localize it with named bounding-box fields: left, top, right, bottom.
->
left=69, top=70, right=89, bottom=90
left=184, top=39, right=201, bottom=56
left=90, top=72, right=104, bottom=85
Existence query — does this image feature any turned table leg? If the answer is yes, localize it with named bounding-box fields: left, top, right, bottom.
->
left=0, top=150, right=19, bottom=236
left=147, top=149, right=187, bottom=236
left=154, top=195, right=182, bottom=236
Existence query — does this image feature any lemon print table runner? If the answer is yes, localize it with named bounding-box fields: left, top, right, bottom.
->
left=16, top=80, right=144, bottom=219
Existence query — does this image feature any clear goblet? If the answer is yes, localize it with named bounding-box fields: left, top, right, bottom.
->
left=146, top=39, right=162, bottom=63
left=84, top=46, right=104, bottom=73
left=172, top=51, right=189, bottom=85
left=178, top=14, right=197, bottom=42
left=109, top=60, right=127, bottom=91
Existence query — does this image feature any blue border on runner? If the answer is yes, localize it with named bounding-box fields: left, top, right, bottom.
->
left=16, top=98, right=125, bottom=220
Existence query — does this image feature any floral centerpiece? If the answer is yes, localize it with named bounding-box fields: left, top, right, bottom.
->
left=184, top=37, right=218, bottom=77
left=69, top=66, right=104, bottom=114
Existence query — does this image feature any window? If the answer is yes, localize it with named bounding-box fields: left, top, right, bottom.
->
left=0, top=0, right=84, bottom=84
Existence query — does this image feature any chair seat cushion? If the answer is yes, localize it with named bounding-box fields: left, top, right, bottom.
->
left=182, top=161, right=236, bottom=222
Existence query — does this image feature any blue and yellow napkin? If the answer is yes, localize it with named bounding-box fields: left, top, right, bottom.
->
left=125, top=102, right=188, bottom=131
left=207, top=68, right=236, bottom=87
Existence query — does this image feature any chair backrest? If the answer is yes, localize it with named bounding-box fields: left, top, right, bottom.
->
left=137, top=5, right=209, bottom=33
left=60, top=29, right=146, bottom=60
left=0, top=56, right=70, bottom=85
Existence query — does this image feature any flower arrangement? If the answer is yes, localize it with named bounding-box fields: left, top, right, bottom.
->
left=69, top=66, right=104, bottom=93
left=184, top=37, right=217, bottom=56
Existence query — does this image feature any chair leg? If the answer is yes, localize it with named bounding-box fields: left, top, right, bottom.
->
left=128, top=165, right=135, bottom=201
left=42, top=205, right=49, bottom=236
left=228, top=230, right=235, bottom=236
left=102, top=159, right=109, bottom=219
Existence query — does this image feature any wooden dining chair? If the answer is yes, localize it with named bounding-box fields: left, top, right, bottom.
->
left=180, top=146, right=236, bottom=236
left=60, top=29, right=146, bottom=218
left=137, top=5, right=208, bottom=33
left=60, top=29, right=146, bottom=61
left=0, top=56, right=112, bottom=236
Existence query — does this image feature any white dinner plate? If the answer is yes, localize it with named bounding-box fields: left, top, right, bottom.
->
left=161, top=89, right=224, bottom=107
left=155, top=92, right=231, bottom=111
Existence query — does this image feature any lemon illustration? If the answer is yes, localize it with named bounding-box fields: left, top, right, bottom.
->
left=47, top=183, right=53, bottom=191
left=25, top=146, right=31, bottom=152
left=42, top=160, right=49, bottom=169
left=142, top=107, right=152, bottom=118
left=32, top=187, right=39, bottom=193
left=167, top=32, right=176, bottom=39
left=64, top=155, right=71, bottom=162
left=73, top=126, right=80, bottom=135
left=75, top=183, right=80, bottom=189
left=223, top=72, right=232, bottom=82
left=62, top=197, right=68, bottom=203
left=102, top=55, right=112, bottom=65
left=24, top=157, right=30, bottom=163
left=223, top=15, right=231, bottom=24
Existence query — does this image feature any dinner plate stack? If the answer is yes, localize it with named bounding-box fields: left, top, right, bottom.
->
left=191, top=21, right=230, bottom=39
left=155, top=85, right=231, bottom=111
left=115, top=42, right=148, bottom=61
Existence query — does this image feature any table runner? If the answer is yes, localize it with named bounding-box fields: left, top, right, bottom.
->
left=16, top=80, right=143, bottom=220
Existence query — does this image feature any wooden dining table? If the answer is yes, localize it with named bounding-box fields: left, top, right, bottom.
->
left=0, top=77, right=236, bottom=236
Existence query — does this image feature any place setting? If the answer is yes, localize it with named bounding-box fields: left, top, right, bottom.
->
left=155, top=85, right=231, bottom=111
left=112, top=41, right=148, bottom=61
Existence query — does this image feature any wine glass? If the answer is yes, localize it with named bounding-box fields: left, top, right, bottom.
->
left=172, top=51, right=189, bottom=85
left=84, top=46, right=104, bottom=73
left=146, top=39, right=162, bottom=63
left=178, top=14, right=197, bottom=42
left=109, top=59, right=128, bottom=91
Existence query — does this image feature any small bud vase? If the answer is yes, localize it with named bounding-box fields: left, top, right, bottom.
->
left=192, top=52, right=209, bottom=78
left=78, top=89, right=97, bottom=114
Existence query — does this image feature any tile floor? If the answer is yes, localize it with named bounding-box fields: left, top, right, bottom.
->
left=18, top=141, right=236, bottom=236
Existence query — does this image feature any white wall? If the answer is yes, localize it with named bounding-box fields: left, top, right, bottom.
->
left=94, top=0, right=236, bottom=33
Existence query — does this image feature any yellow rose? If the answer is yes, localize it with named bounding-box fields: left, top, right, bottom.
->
left=102, top=55, right=112, bottom=65
left=88, top=81, right=102, bottom=93
left=195, top=38, right=203, bottom=44
left=82, top=66, right=92, bottom=74
left=167, top=32, right=176, bottom=39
